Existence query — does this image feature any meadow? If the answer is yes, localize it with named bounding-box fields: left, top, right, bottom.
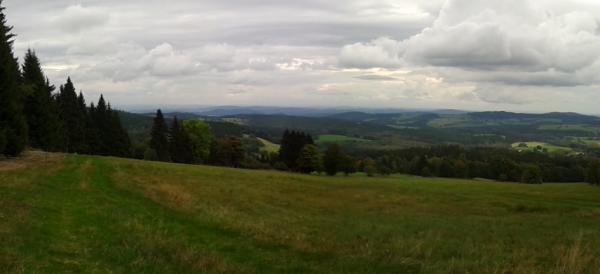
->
left=511, top=142, right=574, bottom=155
left=316, top=134, right=371, bottom=145
left=1, top=152, right=600, bottom=273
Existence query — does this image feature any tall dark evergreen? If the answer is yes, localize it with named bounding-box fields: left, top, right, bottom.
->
left=323, top=144, right=345, bottom=176
left=0, top=1, right=27, bottom=156
left=279, top=130, right=314, bottom=170
left=108, top=105, right=131, bottom=157
left=150, top=109, right=170, bottom=161
left=21, top=49, right=62, bottom=151
left=86, top=102, right=101, bottom=154
left=170, top=117, right=193, bottom=163
left=57, top=78, right=87, bottom=153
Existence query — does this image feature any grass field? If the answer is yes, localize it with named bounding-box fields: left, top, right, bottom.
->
left=538, top=124, right=600, bottom=134
left=257, top=138, right=280, bottom=153
left=511, top=142, right=574, bottom=154
left=1, top=152, right=600, bottom=273
left=316, top=134, right=371, bottom=145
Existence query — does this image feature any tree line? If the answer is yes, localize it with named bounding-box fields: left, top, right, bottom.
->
left=0, top=2, right=129, bottom=158
left=145, top=110, right=247, bottom=168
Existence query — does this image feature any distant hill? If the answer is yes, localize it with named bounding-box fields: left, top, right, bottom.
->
left=119, top=109, right=600, bottom=152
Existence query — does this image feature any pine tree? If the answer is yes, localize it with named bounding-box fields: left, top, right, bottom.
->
left=57, top=78, right=87, bottom=153
left=170, top=117, right=193, bottom=163
left=86, top=102, right=101, bottom=155
left=279, top=130, right=314, bottom=170
left=150, top=109, right=170, bottom=162
left=0, top=1, right=27, bottom=156
left=107, top=103, right=130, bottom=157
left=21, top=49, right=62, bottom=151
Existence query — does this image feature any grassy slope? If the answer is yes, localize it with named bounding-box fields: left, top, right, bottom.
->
left=511, top=142, right=574, bottom=154
left=1, top=153, right=600, bottom=273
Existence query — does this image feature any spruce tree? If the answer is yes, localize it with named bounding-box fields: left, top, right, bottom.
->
left=21, top=49, right=62, bottom=151
left=279, top=130, right=314, bottom=171
left=107, top=103, right=131, bottom=157
left=57, top=78, right=86, bottom=153
left=86, top=102, right=101, bottom=155
left=170, top=116, right=193, bottom=163
left=150, top=109, right=170, bottom=161
left=0, top=1, right=27, bottom=156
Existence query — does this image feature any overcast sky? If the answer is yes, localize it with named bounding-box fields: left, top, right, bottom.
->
left=6, top=0, right=600, bottom=113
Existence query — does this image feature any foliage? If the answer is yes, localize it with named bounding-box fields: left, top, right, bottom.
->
left=521, top=165, right=543, bottom=184
left=296, top=144, right=322, bottom=174
left=21, top=49, right=62, bottom=151
left=586, top=160, right=600, bottom=186
left=150, top=109, right=170, bottom=162
left=279, top=130, right=314, bottom=170
left=0, top=2, right=27, bottom=157
left=361, top=158, right=378, bottom=177
left=323, top=144, right=345, bottom=176
left=169, top=117, right=194, bottom=164
left=210, top=136, right=245, bottom=168
left=183, top=120, right=213, bottom=163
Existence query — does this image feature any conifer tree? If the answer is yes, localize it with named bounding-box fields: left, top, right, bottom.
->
left=21, top=49, right=62, bottom=151
left=279, top=130, right=314, bottom=170
left=107, top=103, right=131, bottom=157
left=57, top=78, right=86, bottom=153
left=0, top=1, right=27, bottom=156
left=150, top=109, right=170, bottom=161
left=170, top=117, right=193, bottom=163
left=86, top=102, right=101, bottom=154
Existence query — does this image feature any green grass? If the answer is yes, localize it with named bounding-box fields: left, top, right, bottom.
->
left=539, top=124, right=600, bottom=134
left=2, top=152, right=600, bottom=273
left=511, top=142, right=574, bottom=154
left=570, top=137, right=600, bottom=148
left=257, top=138, right=280, bottom=153
left=316, top=134, right=371, bottom=145
left=427, top=117, right=469, bottom=128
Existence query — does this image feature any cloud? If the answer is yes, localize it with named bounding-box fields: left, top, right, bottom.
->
left=339, top=37, right=404, bottom=68
left=340, top=0, right=600, bottom=87
left=6, top=0, right=600, bottom=112
left=54, top=5, right=109, bottom=32
left=354, top=74, right=398, bottom=81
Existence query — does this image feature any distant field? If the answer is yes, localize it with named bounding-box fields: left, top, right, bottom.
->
left=511, top=142, right=574, bottom=154
left=539, top=124, right=600, bottom=134
left=316, top=134, right=371, bottom=144
left=572, top=137, right=600, bottom=148
left=257, top=137, right=280, bottom=153
left=1, top=152, right=600, bottom=273
left=427, top=117, right=469, bottom=128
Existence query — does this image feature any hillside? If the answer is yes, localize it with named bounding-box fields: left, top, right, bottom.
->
left=1, top=152, right=599, bottom=273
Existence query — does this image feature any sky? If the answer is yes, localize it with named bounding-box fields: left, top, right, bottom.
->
left=5, top=0, right=600, bottom=113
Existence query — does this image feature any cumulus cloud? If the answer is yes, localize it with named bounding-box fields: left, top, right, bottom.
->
left=339, top=37, right=404, bottom=68
left=340, top=0, right=600, bottom=87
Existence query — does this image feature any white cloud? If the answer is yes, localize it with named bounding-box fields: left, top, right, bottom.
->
left=339, top=37, right=404, bottom=68
left=340, top=0, right=600, bottom=87
left=54, top=5, right=110, bottom=32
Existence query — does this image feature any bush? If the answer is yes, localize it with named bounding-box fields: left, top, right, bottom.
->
left=586, top=160, right=600, bottom=186
left=521, top=165, right=543, bottom=184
